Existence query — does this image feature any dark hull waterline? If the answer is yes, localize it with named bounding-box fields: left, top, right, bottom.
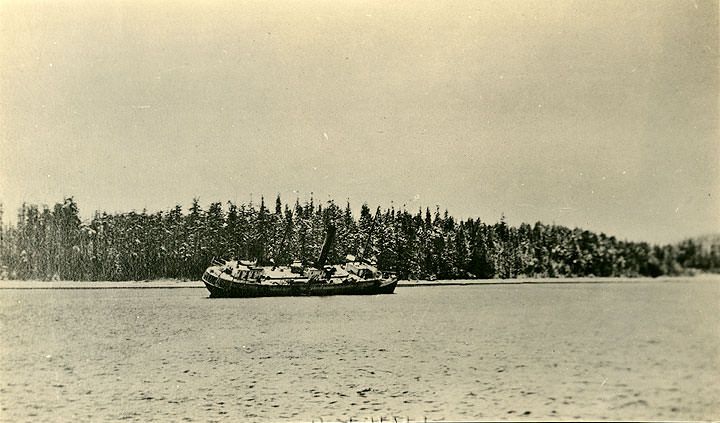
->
left=202, top=272, right=398, bottom=298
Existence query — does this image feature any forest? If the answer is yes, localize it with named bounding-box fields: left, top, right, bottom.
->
left=0, top=197, right=718, bottom=281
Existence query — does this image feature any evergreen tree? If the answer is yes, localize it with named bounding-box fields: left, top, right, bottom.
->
left=1, top=196, right=717, bottom=281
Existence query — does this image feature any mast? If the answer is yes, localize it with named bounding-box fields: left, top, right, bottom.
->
left=315, top=224, right=336, bottom=267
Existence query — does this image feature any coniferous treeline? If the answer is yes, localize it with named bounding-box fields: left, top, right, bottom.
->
left=0, top=197, right=718, bottom=281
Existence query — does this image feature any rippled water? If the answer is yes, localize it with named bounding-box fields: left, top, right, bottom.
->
left=1, top=278, right=718, bottom=422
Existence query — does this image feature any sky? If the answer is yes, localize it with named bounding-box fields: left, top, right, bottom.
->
left=1, top=0, right=718, bottom=245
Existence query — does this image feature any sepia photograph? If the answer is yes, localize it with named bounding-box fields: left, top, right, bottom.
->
left=0, top=0, right=718, bottom=421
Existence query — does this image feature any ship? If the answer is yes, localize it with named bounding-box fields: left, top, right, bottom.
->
left=201, top=224, right=398, bottom=298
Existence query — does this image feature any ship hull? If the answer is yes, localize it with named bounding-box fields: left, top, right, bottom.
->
left=202, top=270, right=398, bottom=298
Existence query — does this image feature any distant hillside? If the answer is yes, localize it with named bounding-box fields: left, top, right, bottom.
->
left=690, top=234, right=720, bottom=251
left=1, top=197, right=718, bottom=281
left=673, top=234, right=720, bottom=272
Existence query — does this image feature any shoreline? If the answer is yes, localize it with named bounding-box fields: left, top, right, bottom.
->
left=400, top=273, right=719, bottom=286
left=0, top=274, right=716, bottom=290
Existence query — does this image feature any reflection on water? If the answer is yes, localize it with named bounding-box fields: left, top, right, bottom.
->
left=1, top=278, right=718, bottom=421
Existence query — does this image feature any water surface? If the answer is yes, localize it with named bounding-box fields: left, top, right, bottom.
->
left=1, top=278, right=718, bottom=421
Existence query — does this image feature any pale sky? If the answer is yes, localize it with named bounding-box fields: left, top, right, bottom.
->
left=1, top=0, right=718, bottom=244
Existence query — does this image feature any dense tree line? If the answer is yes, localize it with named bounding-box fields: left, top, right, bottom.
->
left=0, top=197, right=718, bottom=281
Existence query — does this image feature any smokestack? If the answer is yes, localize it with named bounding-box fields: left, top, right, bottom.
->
left=316, top=224, right=336, bottom=267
